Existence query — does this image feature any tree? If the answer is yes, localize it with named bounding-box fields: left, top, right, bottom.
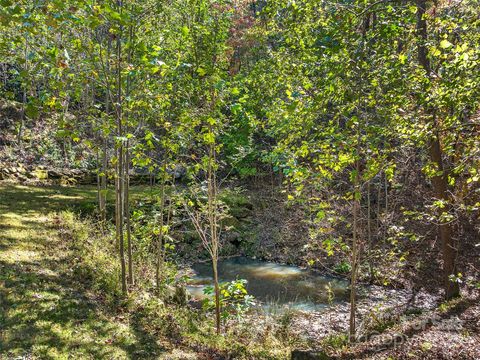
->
left=414, top=0, right=458, bottom=300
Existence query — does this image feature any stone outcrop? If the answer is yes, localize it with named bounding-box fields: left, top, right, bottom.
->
left=0, top=162, right=96, bottom=185
left=0, top=162, right=169, bottom=186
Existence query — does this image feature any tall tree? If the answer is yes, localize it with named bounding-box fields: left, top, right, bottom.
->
left=415, top=0, right=459, bottom=299
left=114, top=0, right=127, bottom=295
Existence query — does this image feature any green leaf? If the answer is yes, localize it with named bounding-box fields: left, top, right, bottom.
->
left=203, top=132, right=215, bottom=144
left=440, top=40, right=453, bottom=49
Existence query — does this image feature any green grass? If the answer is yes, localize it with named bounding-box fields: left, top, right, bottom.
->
left=0, top=184, right=175, bottom=359
left=0, top=184, right=295, bottom=360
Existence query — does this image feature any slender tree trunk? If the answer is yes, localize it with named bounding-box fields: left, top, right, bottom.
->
left=18, top=35, right=28, bottom=149
left=367, top=181, right=374, bottom=282
left=377, top=173, right=381, bottom=230
left=115, top=0, right=127, bottom=295
left=99, top=80, right=110, bottom=224
left=92, top=83, right=106, bottom=225
left=415, top=0, right=459, bottom=299
left=99, top=136, right=108, bottom=224
left=212, top=256, right=221, bottom=335
left=384, top=172, right=388, bottom=215
left=349, top=159, right=360, bottom=343
left=123, top=21, right=135, bottom=287
left=150, top=152, right=155, bottom=189
left=156, top=159, right=167, bottom=295
left=99, top=36, right=112, bottom=226
left=96, top=148, right=101, bottom=211
left=207, top=129, right=221, bottom=335
left=115, top=147, right=126, bottom=295
left=164, top=189, right=173, bottom=261
left=97, top=147, right=105, bottom=221
left=125, top=141, right=133, bottom=286
left=430, top=133, right=459, bottom=298
left=19, top=84, right=26, bottom=149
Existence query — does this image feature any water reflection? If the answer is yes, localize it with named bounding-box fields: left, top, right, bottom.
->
left=187, top=257, right=348, bottom=311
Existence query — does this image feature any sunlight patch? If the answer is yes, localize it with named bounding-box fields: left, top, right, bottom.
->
left=0, top=249, right=39, bottom=263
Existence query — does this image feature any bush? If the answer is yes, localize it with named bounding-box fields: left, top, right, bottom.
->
left=202, top=279, right=255, bottom=321
left=334, top=260, right=351, bottom=274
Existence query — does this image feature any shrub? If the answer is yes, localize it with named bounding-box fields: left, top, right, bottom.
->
left=202, top=279, right=255, bottom=321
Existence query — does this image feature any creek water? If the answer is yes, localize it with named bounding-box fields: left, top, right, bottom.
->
left=186, top=256, right=349, bottom=311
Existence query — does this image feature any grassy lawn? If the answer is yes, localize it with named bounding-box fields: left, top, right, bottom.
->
left=0, top=184, right=172, bottom=359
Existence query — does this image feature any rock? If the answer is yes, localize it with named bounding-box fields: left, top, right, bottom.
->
left=32, top=169, right=48, bottom=180
left=222, top=216, right=241, bottom=229
left=165, top=284, right=188, bottom=306
left=225, top=231, right=241, bottom=247
left=60, top=176, right=77, bottom=186
left=169, top=164, right=186, bottom=180
left=16, top=165, right=26, bottom=174
left=49, top=169, right=62, bottom=179
left=77, top=172, right=96, bottom=185
left=188, top=298, right=203, bottom=310
left=291, top=350, right=331, bottom=360
left=0, top=99, right=22, bottom=122
left=17, top=174, right=28, bottom=182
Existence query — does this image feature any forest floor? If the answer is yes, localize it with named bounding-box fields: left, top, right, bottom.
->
left=0, top=184, right=199, bottom=359
left=0, top=184, right=479, bottom=359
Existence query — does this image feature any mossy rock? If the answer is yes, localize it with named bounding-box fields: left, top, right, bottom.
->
left=32, top=169, right=48, bottom=180
left=222, top=215, right=241, bottom=229
left=60, top=176, right=77, bottom=186
left=220, top=191, right=253, bottom=219
left=165, top=284, right=188, bottom=306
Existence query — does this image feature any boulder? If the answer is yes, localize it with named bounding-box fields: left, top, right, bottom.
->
left=17, top=174, right=28, bottom=182
left=76, top=171, right=96, bottom=185
left=225, top=231, right=241, bottom=246
left=165, top=284, right=188, bottom=306
left=32, top=169, right=48, bottom=180
left=48, top=169, right=63, bottom=179
left=60, top=176, right=77, bottom=186
left=16, top=165, right=26, bottom=174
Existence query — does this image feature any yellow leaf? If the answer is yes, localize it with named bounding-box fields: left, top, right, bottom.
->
left=440, top=39, right=453, bottom=49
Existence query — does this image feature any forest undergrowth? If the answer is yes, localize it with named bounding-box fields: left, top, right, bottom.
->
left=0, top=184, right=302, bottom=359
left=1, top=184, right=478, bottom=359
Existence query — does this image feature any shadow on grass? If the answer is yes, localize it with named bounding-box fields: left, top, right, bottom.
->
left=0, top=184, right=167, bottom=359
left=0, top=259, right=167, bottom=359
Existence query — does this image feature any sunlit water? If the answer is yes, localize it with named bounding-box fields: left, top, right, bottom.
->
left=186, top=257, right=349, bottom=311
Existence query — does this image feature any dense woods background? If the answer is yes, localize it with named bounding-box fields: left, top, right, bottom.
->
left=0, top=0, right=479, bottom=359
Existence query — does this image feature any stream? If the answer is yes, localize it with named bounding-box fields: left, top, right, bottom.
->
left=187, top=256, right=349, bottom=311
